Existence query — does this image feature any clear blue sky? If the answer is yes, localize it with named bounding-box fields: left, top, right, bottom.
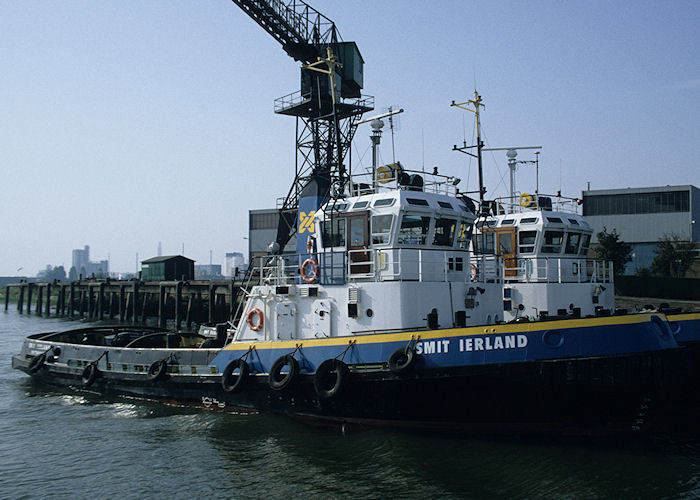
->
left=1, top=0, right=698, bottom=276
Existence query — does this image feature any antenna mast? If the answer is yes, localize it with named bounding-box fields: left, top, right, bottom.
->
left=451, top=91, right=485, bottom=212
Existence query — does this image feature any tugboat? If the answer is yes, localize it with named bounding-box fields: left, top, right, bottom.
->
left=12, top=93, right=684, bottom=434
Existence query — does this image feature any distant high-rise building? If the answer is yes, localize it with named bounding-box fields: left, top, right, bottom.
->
left=225, top=252, right=245, bottom=277
left=71, top=245, right=109, bottom=278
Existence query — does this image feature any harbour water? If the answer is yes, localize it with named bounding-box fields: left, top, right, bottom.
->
left=3, top=311, right=700, bottom=499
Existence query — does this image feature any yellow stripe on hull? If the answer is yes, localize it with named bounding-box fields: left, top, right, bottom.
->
left=223, top=312, right=666, bottom=351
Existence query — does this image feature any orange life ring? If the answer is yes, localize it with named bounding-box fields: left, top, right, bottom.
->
left=246, top=308, right=264, bottom=331
left=300, top=258, right=319, bottom=283
left=470, top=263, right=479, bottom=282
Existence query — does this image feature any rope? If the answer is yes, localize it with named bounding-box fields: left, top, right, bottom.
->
left=238, top=345, right=256, bottom=361
left=404, top=335, right=420, bottom=354
left=335, top=339, right=357, bottom=361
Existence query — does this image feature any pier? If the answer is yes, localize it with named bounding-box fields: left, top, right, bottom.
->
left=4, top=279, right=248, bottom=331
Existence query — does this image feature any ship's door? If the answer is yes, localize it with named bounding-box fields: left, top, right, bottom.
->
left=496, top=228, right=517, bottom=277
left=347, top=212, right=370, bottom=275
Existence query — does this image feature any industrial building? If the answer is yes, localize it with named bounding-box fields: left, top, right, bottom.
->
left=71, top=245, right=109, bottom=277
left=583, top=185, right=699, bottom=274
left=248, top=209, right=297, bottom=264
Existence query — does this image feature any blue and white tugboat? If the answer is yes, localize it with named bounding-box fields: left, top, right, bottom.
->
left=13, top=93, right=684, bottom=434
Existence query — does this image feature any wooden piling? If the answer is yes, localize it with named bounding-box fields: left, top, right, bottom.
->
left=119, top=285, right=126, bottom=322
left=18, top=285, right=25, bottom=313
left=45, top=283, right=51, bottom=317
left=158, top=285, right=166, bottom=328
left=175, top=281, right=183, bottom=331
left=36, top=286, right=43, bottom=316
left=27, top=284, right=33, bottom=314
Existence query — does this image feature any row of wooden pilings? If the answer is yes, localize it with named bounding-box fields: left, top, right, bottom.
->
left=4, top=279, right=245, bottom=331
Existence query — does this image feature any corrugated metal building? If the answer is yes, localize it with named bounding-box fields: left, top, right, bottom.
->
left=582, top=185, right=699, bottom=274
left=248, top=209, right=297, bottom=264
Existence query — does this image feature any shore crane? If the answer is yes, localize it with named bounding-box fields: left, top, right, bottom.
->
left=232, top=0, right=374, bottom=254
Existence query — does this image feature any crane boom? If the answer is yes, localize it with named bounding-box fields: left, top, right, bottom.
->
left=232, top=0, right=339, bottom=63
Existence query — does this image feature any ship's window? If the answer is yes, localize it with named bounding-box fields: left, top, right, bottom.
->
left=398, top=215, right=430, bottom=245
left=371, top=214, right=393, bottom=245
left=433, top=218, right=456, bottom=246
left=320, top=218, right=346, bottom=247
left=521, top=217, right=538, bottom=224
left=438, top=201, right=453, bottom=209
left=542, top=231, right=564, bottom=253
left=353, top=201, right=369, bottom=209
left=501, top=219, right=515, bottom=225
left=406, top=198, right=429, bottom=206
left=332, top=203, right=348, bottom=212
left=349, top=218, right=365, bottom=246
left=565, top=232, right=581, bottom=254
left=519, top=230, right=537, bottom=253
left=547, top=217, right=563, bottom=224
left=476, top=220, right=498, bottom=228
left=373, top=198, right=395, bottom=207
left=473, top=232, right=495, bottom=254
left=579, top=234, right=591, bottom=255
left=568, top=218, right=579, bottom=225
left=457, top=222, right=473, bottom=249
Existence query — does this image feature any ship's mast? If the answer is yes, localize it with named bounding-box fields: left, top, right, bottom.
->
left=451, top=91, right=486, bottom=213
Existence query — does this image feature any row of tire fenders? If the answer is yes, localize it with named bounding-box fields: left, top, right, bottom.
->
left=25, top=341, right=420, bottom=400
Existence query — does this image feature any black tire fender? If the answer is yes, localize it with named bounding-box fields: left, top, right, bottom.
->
left=147, top=359, right=169, bottom=382
left=81, top=363, right=98, bottom=386
left=268, top=355, right=299, bottom=391
left=388, top=347, right=417, bottom=374
left=314, top=359, right=349, bottom=399
left=221, top=359, right=250, bottom=392
left=28, top=353, right=46, bottom=374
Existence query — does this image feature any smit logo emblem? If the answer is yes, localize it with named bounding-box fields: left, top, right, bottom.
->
left=298, top=211, right=316, bottom=234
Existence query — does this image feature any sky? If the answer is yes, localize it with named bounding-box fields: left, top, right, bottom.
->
left=1, top=0, right=698, bottom=276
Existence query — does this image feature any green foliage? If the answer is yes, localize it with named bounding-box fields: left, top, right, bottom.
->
left=38, top=265, right=67, bottom=281
left=650, top=234, right=698, bottom=278
left=68, top=266, right=78, bottom=281
left=593, top=227, right=632, bottom=276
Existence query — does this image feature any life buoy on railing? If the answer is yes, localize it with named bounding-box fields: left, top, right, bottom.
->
left=314, top=359, right=349, bottom=399
left=300, top=258, right=319, bottom=284
left=519, top=192, right=535, bottom=208
left=246, top=308, right=264, bottom=331
left=470, top=263, right=479, bottom=282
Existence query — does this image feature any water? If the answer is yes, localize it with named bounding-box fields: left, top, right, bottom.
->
left=3, top=311, right=700, bottom=499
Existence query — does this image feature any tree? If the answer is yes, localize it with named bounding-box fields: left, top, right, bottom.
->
left=594, top=227, right=632, bottom=276
left=68, top=266, right=78, bottom=281
left=650, top=234, right=698, bottom=278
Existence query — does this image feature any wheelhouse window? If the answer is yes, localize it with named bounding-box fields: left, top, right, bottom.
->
left=579, top=234, right=591, bottom=255
left=565, top=232, right=581, bottom=254
left=320, top=218, right=346, bottom=248
left=433, top=218, right=456, bottom=246
left=371, top=214, right=393, bottom=245
left=457, top=222, right=473, bottom=249
left=542, top=231, right=564, bottom=253
left=398, top=215, right=430, bottom=245
left=473, top=232, right=495, bottom=254
left=518, top=231, right=537, bottom=253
